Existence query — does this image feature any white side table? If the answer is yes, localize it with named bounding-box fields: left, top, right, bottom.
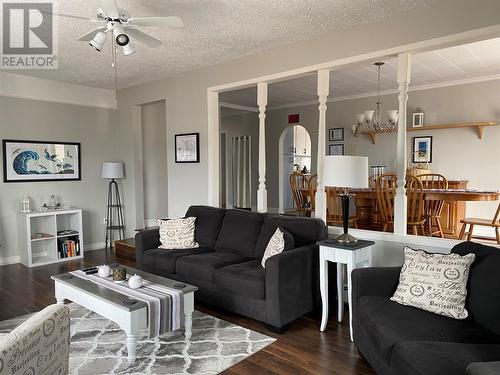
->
left=318, top=239, right=375, bottom=341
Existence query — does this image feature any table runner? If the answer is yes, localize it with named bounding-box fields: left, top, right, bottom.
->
left=70, top=270, right=184, bottom=338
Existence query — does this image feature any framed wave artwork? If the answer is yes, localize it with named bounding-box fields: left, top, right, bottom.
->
left=2, top=140, right=81, bottom=182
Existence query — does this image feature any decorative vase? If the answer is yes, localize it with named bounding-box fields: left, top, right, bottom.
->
left=98, top=265, right=112, bottom=278
left=128, top=274, right=143, bottom=289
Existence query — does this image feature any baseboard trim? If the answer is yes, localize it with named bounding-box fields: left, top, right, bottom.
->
left=85, top=242, right=106, bottom=251
left=0, top=256, right=21, bottom=266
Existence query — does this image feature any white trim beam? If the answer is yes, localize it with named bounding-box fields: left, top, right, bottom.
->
left=219, top=102, right=259, bottom=113
left=315, top=70, right=329, bottom=222
left=394, top=53, right=412, bottom=235
left=257, top=82, right=268, bottom=213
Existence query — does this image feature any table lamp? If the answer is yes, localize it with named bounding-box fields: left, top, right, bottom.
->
left=323, top=156, right=368, bottom=244
left=102, top=162, right=125, bottom=252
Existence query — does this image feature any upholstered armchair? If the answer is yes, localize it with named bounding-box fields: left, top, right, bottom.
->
left=0, top=304, right=70, bottom=375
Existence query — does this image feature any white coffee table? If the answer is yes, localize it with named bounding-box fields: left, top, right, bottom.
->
left=52, top=266, right=197, bottom=362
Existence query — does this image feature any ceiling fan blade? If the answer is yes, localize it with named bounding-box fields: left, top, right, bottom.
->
left=127, top=16, right=184, bottom=27
left=77, top=27, right=107, bottom=41
left=124, top=26, right=162, bottom=47
left=40, top=10, right=100, bottom=22
left=98, top=0, right=119, bottom=18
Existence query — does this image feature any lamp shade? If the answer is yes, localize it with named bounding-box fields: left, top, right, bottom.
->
left=322, top=156, right=368, bottom=188
left=102, top=162, right=124, bottom=179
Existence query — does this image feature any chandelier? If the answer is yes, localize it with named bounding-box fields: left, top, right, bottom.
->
left=354, top=62, right=398, bottom=135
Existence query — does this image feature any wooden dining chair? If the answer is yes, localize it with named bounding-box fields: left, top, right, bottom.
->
left=459, top=202, right=500, bottom=244
left=308, top=174, right=318, bottom=211
left=375, top=173, right=397, bottom=232
left=289, top=173, right=312, bottom=216
left=325, top=187, right=359, bottom=228
left=417, top=173, right=448, bottom=238
left=406, top=175, right=426, bottom=236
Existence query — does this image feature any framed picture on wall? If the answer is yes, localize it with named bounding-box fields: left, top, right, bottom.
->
left=2, top=139, right=81, bottom=182
left=412, top=136, right=433, bottom=163
left=329, top=144, right=344, bottom=156
left=329, top=127, right=344, bottom=142
left=175, top=133, right=200, bottom=163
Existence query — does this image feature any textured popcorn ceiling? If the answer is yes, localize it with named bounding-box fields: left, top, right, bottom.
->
left=8, top=0, right=437, bottom=89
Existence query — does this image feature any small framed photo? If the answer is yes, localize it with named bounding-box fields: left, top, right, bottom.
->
left=329, top=127, right=344, bottom=142
left=412, top=136, right=433, bottom=163
left=329, top=144, right=344, bottom=156
left=175, top=133, right=200, bottom=163
left=2, top=139, right=81, bottom=182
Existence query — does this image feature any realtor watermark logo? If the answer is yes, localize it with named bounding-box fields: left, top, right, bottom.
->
left=1, top=0, right=58, bottom=69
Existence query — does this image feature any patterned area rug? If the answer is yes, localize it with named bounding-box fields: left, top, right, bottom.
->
left=0, top=304, right=275, bottom=375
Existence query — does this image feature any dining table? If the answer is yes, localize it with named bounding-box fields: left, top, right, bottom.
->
left=345, top=186, right=500, bottom=238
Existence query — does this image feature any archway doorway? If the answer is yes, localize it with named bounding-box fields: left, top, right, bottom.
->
left=279, top=125, right=312, bottom=213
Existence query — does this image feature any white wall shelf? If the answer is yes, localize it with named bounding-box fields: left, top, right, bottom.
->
left=18, top=208, right=83, bottom=268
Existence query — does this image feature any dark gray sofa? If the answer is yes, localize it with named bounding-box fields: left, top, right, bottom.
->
left=352, top=241, right=500, bottom=375
left=135, top=205, right=327, bottom=331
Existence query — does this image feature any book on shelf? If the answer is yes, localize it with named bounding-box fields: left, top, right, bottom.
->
left=57, top=236, right=80, bottom=259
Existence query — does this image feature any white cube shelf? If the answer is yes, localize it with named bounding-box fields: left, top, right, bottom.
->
left=18, top=208, right=83, bottom=267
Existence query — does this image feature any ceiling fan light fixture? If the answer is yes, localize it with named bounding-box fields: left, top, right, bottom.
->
left=121, top=41, right=135, bottom=56
left=115, top=33, right=129, bottom=46
left=89, top=31, right=106, bottom=51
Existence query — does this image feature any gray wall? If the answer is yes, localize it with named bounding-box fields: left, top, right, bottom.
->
left=0, top=96, right=120, bottom=259
left=141, top=100, right=168, bottom=222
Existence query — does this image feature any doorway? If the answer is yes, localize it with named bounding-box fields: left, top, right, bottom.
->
left=279, top=125, right=312, bottom=213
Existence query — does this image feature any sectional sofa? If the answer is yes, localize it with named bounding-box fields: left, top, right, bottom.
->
left=135, top=205, right=327, bottom=331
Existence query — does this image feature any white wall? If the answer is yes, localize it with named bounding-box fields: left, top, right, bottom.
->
left=0, top=96, right=122, bottom=262
left=141, top=100, right=168, bottom=224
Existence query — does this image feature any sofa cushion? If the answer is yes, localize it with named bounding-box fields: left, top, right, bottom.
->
left=176, top=252, right=253, bottom=283
left=452, top=241, right=500, bottom=336
left=141, top=247, right=213, bottom=274
left=214, top=209, right=265, bottom=256
left=185, top=206, right=226, bottom=247
left=215, top=260, right=266, bottom=300
left=254, top=215, right=326, bottom=258
left=356, top=296, right=498, bottom=364
left=392, top=341, right=500, bottom=375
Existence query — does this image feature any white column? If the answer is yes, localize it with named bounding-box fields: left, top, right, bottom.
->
left=394, top=53, right=411, bottom=235
left=315, top=70, right=329, bottom=222
left=257, top=82, right=268, bottom=213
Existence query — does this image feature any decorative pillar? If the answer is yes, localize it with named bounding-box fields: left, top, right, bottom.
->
left=257, top=82, right=268, bottom=213
left=315, top=70, right=330, bottom=222
left=394, top=53, right=411, bottom=235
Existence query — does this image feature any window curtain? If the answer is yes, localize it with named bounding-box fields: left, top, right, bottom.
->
left=232, top=136, right=252, bottom=209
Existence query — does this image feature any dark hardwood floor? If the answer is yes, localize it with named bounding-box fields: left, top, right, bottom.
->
left=0, top=250, right=376, bottom=375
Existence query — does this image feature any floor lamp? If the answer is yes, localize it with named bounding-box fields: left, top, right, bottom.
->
left=102, top=162, right=125, bottom=252
left=323, top=156, right=368, bottom=244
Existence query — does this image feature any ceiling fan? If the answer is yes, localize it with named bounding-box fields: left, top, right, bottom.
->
left=69, top=0, right=184, bottom=56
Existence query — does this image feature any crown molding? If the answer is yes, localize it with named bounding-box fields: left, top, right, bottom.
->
left=0, top=72, right=117, bottom=109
